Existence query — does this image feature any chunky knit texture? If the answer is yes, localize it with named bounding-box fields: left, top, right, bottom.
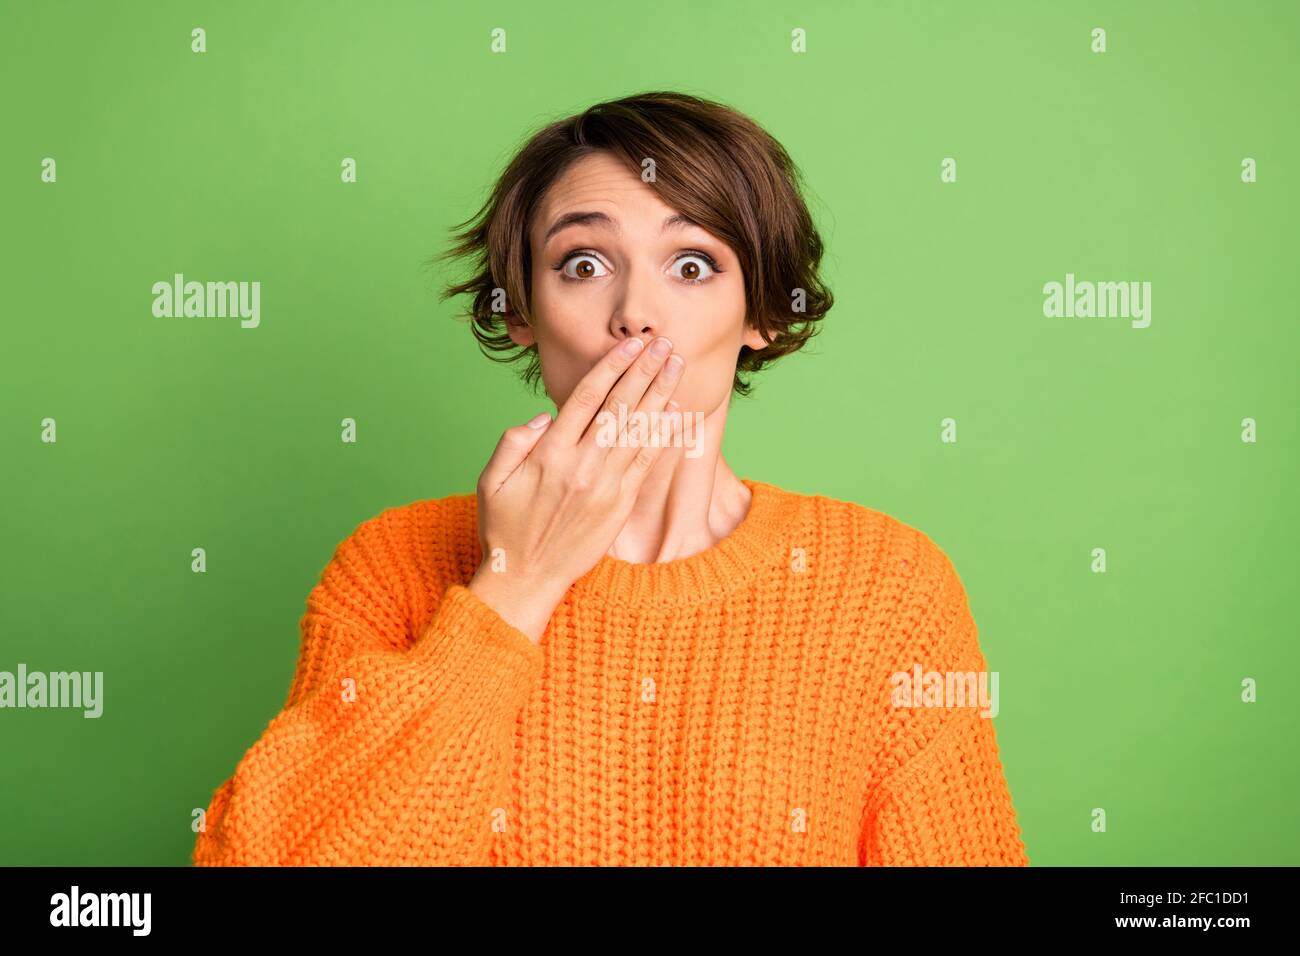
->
left=193, top=479, right=1028, bottom=866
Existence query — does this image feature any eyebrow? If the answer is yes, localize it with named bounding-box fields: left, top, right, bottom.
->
left=542, top=211, right=699, bottom=244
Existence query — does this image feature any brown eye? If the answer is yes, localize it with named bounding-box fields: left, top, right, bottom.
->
left=559, top=253, right=609, bottom=281
left=670, top=253, right=719, bottom=285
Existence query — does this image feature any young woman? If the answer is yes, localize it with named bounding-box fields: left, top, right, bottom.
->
left=193, top=91, right=1028, bottom=867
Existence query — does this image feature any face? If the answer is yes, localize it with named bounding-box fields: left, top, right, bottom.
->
left=510, top=151, right=767, bottom=418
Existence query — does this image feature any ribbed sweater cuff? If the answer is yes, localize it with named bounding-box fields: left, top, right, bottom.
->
left=407, top=583, right=544, bottom=691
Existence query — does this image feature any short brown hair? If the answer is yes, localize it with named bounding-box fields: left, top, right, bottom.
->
left=432, top=90, right=833, bottom=397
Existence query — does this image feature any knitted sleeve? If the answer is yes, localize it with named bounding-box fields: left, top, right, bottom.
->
left=859, top=554, right=1029, bottom=866
left=192, top=518, right=542, bottom=866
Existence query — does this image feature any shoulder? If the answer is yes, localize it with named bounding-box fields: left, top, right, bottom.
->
left=767, top=481, right=962, bottom=590
left=337, top=491, right=476, bottom=557
left=769, top=482, right=976, bottom=657
left=780, top=487, right=989, bottom=678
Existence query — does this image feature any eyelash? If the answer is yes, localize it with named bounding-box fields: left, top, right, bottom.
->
left=553, top=249, right=723, bottom=285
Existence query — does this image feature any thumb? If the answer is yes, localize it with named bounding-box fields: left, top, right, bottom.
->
left=478, top=411, right=552, bottom=494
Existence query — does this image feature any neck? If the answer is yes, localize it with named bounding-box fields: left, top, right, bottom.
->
left=605, top=398, right=751, bottom=564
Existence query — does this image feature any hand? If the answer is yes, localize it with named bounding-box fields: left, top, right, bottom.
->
left=468, top=335, right=685, bottom=643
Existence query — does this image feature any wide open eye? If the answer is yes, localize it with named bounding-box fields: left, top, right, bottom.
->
left=559, top=252, right=610, bottom=280
left=669, top=252, right=721, bottom=285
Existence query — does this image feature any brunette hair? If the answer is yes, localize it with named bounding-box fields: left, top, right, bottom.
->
left=432, top=90, right=833, bottom=397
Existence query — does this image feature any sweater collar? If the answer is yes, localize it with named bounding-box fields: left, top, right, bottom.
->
left=566, top=478, right=798, bottom=609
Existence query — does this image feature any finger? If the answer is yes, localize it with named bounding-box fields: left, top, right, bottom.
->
left=478, top=412, right=552, bottom=496
left=579, top=336, right=676, bottom=454
left=618, top=399, right=681, bottom=489
left=543, top=336, right=647, bottom=447
left=606, top=352, right=685, bottom=472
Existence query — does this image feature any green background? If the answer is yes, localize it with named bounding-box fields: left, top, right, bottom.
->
left=2, top=0, right=1296, bottom=866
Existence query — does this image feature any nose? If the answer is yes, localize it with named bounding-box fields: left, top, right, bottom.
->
left=613, top=320, right=658, bottom=348
left=609, top=270, right=663, bottom=347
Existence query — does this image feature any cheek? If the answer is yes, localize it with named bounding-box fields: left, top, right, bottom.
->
left=536, top=337, right=591, bottom=407
left=675, top=349, right=734, bottom=407
left=671, top=332, right=747, bottom=414
left=681, top=292, right=749, bottom=364
left=676, top=293, right=748, bottom=408
left=533, top=276, right=599, bottom=345
left=700, top=281, right=749, bottom=347
left=532, top=316, right=607, bottom=406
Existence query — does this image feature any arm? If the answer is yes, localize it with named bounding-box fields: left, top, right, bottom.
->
left=859, top=552, right=1028, bottom=866
left=192, top=516, right=543, bottom=866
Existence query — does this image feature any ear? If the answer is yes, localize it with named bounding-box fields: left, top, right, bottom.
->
left=505, top=310, right=535, bottom=347
left=741, top=320, right=770, bottom=351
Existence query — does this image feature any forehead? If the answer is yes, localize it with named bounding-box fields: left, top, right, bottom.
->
left=532, top=152, right=674, bottom=240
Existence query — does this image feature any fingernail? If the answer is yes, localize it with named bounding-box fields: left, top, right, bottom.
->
left=650, top=337, right=672, bottom=358
left=526, top=412, right=552, bottom=429
left=621, top=338, right=644, bottom=357
left=664, top=354, right=684, bottom=378
left=666, top=400, right=680, bottom=411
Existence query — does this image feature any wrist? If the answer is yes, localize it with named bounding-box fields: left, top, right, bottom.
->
left=470, top=561, right=567, bottom=599
left=468, top=566, right=567, bottom=642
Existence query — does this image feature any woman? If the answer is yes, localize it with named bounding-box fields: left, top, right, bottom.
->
left=193, top=91, right=1028, bottom=866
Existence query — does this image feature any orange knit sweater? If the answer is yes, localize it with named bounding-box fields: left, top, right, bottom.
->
left=192, top=479, right=1028, bottom=866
